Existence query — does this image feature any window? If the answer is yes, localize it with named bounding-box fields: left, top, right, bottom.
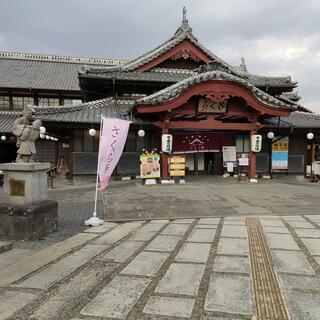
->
left=12, top=96, right=34, bottom=110
left=0, top=96, right=10, bottom=109
left=73, top=129, right=100, bottom=152
left=38, top=98, right=59, bottom=106
left=63, top=99, right=82, bottom=105
left=236, top=135, right=249, bottom=153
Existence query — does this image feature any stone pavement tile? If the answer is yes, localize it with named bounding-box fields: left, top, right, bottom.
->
left=265, top=233, right=300, bottom=250
left=31, top=262, right=118, bottom=320
left=161, top=223, right=190, bottom=236
left=15, top=244, right=107, bottom=289
left=294, top=228, right=320, bottom=238
left=82, top=222, right=118, bottom=233
left=80, top=275, right=151, bottom=319
left=128, top=230, right=156, bottom=242
left=149, top=219, right=170, bottom=224
left=213, top=256, right=250, bottom=274
left=259, top=219, right=285, bottom=227
left=217, top=238, right=248, bottom=256
left=220, top=225, right=247, bottom=238
left=139, top=223, right=165, bottom=232
left=283, top=290, right=320, bottom=320
left=278, top=274, right=320, bottom=290
left=262, top=226, right=290, bottom=234
left=175, top=243, right=211, bottom=263
left=187, top=229, right=216, bottom=243
left=282, top=216, right=306, bottom=222
left=156, top=263, right=205, bottom=296
left=223, top=220, right=245, bottom=226
left=224, top=216, right=245, bottom=221
left=171, top=219, right=195, bottom=224
left=198, top=218, right=221, bottom=224
left=0, top=233, right=97, bottom=287
left=0, top=248, right=32, bottom=270
left=300, top=238, right=320, bottom=255
left=271, top=250, right=314, bottom=274
left=120, top=251, right=169, bottom=276
left=0, top=291, right=36, bottom=320
left=93, top=222, right=143, bottom=245
left=200, top=316, right=242, bottom=320
left=204, top=274, right=253, bottom=316
left=194, top=224, right=217, bottom=229
left=143, top=296, right=195, bottom=318
left=145, top=235, right=181, bottom=252
left=304, top=215, right=320, bottom=222
left=288, top=221, right=315, bottom=229
left=99, top=241, right=144, bottom=262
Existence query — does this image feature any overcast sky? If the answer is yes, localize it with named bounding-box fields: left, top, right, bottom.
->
left=1, top=0, right=320, bottom=112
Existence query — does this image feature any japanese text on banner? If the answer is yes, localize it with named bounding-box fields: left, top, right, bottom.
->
left=99, top=118, right=131, bottom=190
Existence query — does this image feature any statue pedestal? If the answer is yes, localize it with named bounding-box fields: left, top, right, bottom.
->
left=0, top=163, right=58, bottom=240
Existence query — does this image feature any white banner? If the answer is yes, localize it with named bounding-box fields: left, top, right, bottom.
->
left=98, top=118, right=131, bottom=190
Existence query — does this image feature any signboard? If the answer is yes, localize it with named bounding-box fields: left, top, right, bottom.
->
left=222, top=146, right=237, bottom=167
left=170, top=155, right=186, bottom=176
left=198, top=98, right=227, bottom=114
left=161, top=134, right=173, bottom=153
left=226, top=162, right=234, bottom=172
left=140, top=150, right=160, bottom=179
left=272, top=137, right=289, bottom=170
left=238, top=154, right=249, bottom=166
left=251, top=134, right=262, bottom=152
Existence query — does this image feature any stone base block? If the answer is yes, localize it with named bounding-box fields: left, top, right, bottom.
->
left=0, top=200, right=58, bottom=240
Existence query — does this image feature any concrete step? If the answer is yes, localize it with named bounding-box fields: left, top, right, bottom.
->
left=0, top=241, right=13, bottom=254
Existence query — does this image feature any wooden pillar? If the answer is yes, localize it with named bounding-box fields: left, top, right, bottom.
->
left=249, top=130, right=257, bottom=180
left=161, top=128, right=169, bottom=180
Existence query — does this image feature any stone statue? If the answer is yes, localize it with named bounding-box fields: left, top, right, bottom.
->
left=12, top=105, right=41, bottom=163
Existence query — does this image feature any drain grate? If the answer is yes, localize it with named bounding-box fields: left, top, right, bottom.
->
left=246, top=217, right=290, bottom=320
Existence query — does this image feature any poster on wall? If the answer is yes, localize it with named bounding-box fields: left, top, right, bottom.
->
left=272, top=137, right=289, bottom=170
left=140, top=149, right=161, bottom=179
left=170, top=155, right=186, bottom=176
left=222, top=146, right=237, bottom=167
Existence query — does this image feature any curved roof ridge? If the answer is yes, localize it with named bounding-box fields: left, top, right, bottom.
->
left=136, top=70, right=295, bottom=109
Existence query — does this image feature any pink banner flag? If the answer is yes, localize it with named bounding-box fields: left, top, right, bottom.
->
left=98, top=117, right=131, bottom=191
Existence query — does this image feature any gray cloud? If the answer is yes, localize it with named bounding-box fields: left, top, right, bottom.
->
left=0, top=0, right=319, bottom=111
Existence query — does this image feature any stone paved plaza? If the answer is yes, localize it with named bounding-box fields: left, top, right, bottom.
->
left=1, top=177, right=320, bottom=319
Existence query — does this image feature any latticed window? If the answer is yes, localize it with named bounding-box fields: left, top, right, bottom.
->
left=38, top=98, right=59, bottom=106
left=63, top=99, right=82, bottom=105
left=0, top=96, right=10, bottom=109
left=12, top=96, right=34, bottom=110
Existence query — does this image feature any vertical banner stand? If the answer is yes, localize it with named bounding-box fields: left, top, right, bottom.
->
left=85, top=114, right=105, bottom=226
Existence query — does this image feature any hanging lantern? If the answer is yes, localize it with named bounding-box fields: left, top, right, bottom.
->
left=39, top=126, right=46, bottom=134
left=40, top=133, right=46, bottom=139
left=267, top=131, right=274, bottom=139
left=307, top=132, right=314, bottom=140
left=45, top=135, right=50, bottom=140
left=89, top=128, right=96, bottom=136
left=1, top=135, right=6, bottom=141
left=138, top=129, right=145, bottom=137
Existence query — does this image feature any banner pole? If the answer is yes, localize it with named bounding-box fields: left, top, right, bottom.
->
left=85, top=114, right=104, bottom=227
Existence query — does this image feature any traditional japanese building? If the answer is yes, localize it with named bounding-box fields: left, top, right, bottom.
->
left=1, top=11, right=320, bottom=180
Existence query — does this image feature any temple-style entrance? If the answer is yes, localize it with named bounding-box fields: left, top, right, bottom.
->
left=135, top=69, right=293, bottom=181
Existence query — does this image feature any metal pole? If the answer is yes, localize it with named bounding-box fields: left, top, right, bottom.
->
left=85, top=114, right=104, bottom=226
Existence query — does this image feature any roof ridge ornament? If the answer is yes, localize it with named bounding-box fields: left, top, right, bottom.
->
left=175, top=7, right=193, bottom=37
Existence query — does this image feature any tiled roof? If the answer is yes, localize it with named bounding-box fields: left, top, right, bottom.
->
left=0, top=98, right=142, bottom=132
left=136, top=70, right=296, bottom=109
left=79, top=70, right=191, bottom=83
left=80, top=19, right=227, bottom=75
left=0, top=51, right=125, bottom=91
left=264, top=111, right=320, bottom=128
